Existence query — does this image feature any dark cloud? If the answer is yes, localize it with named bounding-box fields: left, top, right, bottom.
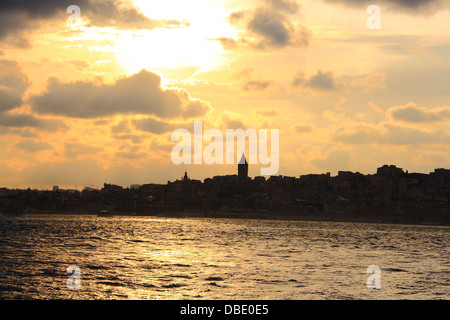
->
left=305, top=71, right=340, bottom=91
left=248, top=10, right=292, bottom=47
left=265, top=0, right=301, bottom=13
left=0, top=60, right=29, bottom=111
left=0, top=111, right=65, bottom=131
left=14, top=140, right=52, bottom=152
left=0, top=0, right=84, bottom=47
left=29, top=69, right=210, bottom=119
left=292, top=70, right=341, bottom=91
left=82, top=1, right=188, bottom=30
left=132, top=118, right=177, bottom=134
left=0, top=0, right=188, bottom=47
left=0, top=126, right=37, bottom=138
left=389, top=104, right=450, bottom=123
left=217, top=1, right=311, bottom=51
left=320, top=0, right=449, bottom=14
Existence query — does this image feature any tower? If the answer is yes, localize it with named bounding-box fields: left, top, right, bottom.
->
left=238, top=153, right=248, bottom=181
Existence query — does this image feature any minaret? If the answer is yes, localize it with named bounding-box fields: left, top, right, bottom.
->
left=238, top=153, right=248, bottom=181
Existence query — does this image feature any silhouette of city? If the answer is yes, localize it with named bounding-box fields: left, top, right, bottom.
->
left=1, top=160, right=449, bottom=226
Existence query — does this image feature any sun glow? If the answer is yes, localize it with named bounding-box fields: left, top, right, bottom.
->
left=114, top=0, right=236, bottom=76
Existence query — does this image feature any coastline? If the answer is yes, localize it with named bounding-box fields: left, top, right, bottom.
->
left=6, top=210, right=449, bottom=227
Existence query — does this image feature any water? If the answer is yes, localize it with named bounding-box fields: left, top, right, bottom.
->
left=0, top=214, right=448, bottom=300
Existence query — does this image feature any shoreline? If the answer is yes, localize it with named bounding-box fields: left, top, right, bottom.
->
left=5, top=210, right=449, bottom=227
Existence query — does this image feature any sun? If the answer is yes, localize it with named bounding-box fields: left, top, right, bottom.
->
left=114, top=0, right=237, bottom=76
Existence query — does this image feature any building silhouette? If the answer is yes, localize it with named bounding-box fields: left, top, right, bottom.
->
left=0, top=163, right=449, bottom=225
left=238, top=153, right=248, bottom=181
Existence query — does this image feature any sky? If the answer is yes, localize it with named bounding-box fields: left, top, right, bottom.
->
left=0, top=0, right=449, bottom=189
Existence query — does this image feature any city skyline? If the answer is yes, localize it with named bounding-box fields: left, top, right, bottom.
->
left=0, top=0, right=449, bottom=189
left=1, top=162, right=448, bottom=191
left=2, top=162, right=449, bottom=226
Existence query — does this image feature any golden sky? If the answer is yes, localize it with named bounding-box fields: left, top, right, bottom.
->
left=0, top=0, right=449, bottom=189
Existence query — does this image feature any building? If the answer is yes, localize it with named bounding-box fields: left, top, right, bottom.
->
left=238, top=153, right=248, bottom=181
left=377, top=165, right=404, bottom=177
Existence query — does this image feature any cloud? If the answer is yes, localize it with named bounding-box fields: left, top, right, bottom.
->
left=116, top=151, right=147, bottom=160
left=0, top=111, right=65, bottom=131
left=29, top=69, right=211, bottom=119
left=109, top=120, right=144, bottom=143
left=149, top=139, right=174, bottom=153
left=217, top=2, right=311, bottom=51
left=82, top=1, right=188, bottom=30
left=0, top=126, right=36, bottom=138
left=294, top=124, right=313, bottom=133
left=181, top=100, right=212, bottom=118
left=113, top=134, right=142, bottom=143
left=247, top=10, right=293, bottom=47
left=292, top=70, right=342, bottom=91
left=244, top=80, right=272, bottom=91
left=389, top=103, right=450, bottom=123
left=14, top=140, right=52, bottom=153
left=221, top=114, right=246, bottom=130
left=0, top=60, right=29, bottom=111
left=0, top=0, right=188, bottom=47
left=213, top=37, right=242, bottom=50
left=332, top=125, right=379, bottom=145
left=0, top=0, right=83, bottom=46
left=133, top=118, right=179, bottom=134
left=236, top=67, right=274, bottom=91
left=264, top=0, right=301, bottom=13
left=65, top=142, right=101, bottom=158
left=384, top=124, right=448, bottom=145
left=320, top=0, right=449, bottom=14
left=332, top=123, right=449, bottom=146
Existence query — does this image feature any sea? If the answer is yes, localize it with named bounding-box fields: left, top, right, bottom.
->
left=0, top=214, right=448, bottom=300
